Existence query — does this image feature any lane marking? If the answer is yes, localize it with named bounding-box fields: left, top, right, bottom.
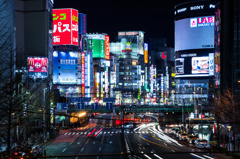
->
left=81, top=148, right=84, bottom=152
left=62, top=148, right=66, bottom=152
left=99, top=147, right=101, bottom=151
left=154, top=154, right=163, bottom=159
left=85, top=137, right=90, bottom=144
left=143, top=154, right=152, bottom=159
left=203, top=155, right=214, bottom=159
left=77, top=142, right=80, bottom=145
left=190, top=153, right=206, bottom=159
left=101, top=134, right=105, bottom=144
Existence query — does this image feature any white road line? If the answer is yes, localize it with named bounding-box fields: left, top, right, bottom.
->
left=77, top=142, right=80, bottom=145
left=93, top=142, right=95, bottom=144
left=62, top=148, right=66, bottom=152
left=164, top=143, right=167, bottom=146
left=110, top=141, right=112, bottom=144
left=172, top=150, right=175, bottom=152
left=203, top=155, right=214, bottom=159
left=81, top=148, right=84, bottom=152
left=99, top=147, right=101, bottom=151
left=154, top=154, right=163, bottom=159
left=190, top=153, right=206, bottom=159
left=143, top=154, right=152, bottom=159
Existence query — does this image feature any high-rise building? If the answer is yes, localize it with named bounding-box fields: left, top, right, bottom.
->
left=110, top=31, right=144, bottom=105
left=216, top=0, right=240, bottom=95
left=174, top=0, right=216, bottom=116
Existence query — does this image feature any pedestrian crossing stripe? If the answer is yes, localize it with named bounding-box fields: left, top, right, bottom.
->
left=61, top=131, right=151, bottom=135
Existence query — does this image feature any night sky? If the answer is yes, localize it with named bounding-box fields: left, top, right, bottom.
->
left=53, top=0, right=191, bottom=47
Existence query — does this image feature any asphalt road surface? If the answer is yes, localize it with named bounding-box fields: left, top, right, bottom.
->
left=44, top=113, right=231, bottom=159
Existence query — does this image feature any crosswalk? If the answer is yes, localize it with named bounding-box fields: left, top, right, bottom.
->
left=75, top=126, right=122, bottom=130
left=62, top=130, right=152, bottom=135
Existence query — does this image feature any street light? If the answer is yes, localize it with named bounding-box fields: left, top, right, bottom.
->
left=227, top=125, right=232, bottom=151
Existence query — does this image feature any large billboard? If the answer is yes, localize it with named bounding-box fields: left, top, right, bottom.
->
left=53, top=9, right=78, bottom=45
left=53, top=51, right=78, bottom=84
left=87, top=34, right=105, bottom=58
left=175, top=16, right=214, bottom=51
left=28, top=57, right=48, bottom=78
left=175, top=53, right=214, bottom=77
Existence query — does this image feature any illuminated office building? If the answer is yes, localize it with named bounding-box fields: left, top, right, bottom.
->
left=110, top=31, right=144, bottom=105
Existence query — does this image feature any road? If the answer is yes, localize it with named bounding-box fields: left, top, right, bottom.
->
left=44, top=113, right=231, bottom=159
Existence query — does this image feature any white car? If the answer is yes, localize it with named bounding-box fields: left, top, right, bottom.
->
left=123, top=122, right=133, bottom=129
left=195, top=139, right=210, bottom=149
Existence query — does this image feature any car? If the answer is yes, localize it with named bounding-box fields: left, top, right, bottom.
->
left=179, top=133, right=188, bottom=140
left=176, top=130, right=182, bottom=138
left=123, top=122, right=133, bottom=129
left=31, top=145, right=43, bottom=157
left=170, top=128, right=176, bottom=134
left=187, top=135, right=198, bottom=144
left=195, top=139, right=210, bottom=149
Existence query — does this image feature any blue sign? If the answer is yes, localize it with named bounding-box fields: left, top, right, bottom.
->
left=53, top=51, right=78, bottom=84
left=106, top=103, right=113, bottom=110
left=77, top=103, right=85, bottom=110
left=57, top=103, right=62, bottom=110
left=69, top=97, right=91, bottom=103
left=91, top=103, right=99, bottom=110
left=62, top=103, right=70, bottom=110
left=103, top=98, right=116, bottom=102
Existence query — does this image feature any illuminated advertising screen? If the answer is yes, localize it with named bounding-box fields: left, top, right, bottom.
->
left=175, top=53, right=214, bottom=77
left=87, top=34, right=105, bottom=58
left=53, top=9, right=78, bottom=45
left=175, top=16, right=214, bottom=51
left=191, top=57, right=209, bottom=74
left=105, top=35, right=110, bottom=60
left=53, top=51, right=78, bottom=84
left=28, top=57, right=48, bottom=78
left=175, top=58, right=184, bottom=74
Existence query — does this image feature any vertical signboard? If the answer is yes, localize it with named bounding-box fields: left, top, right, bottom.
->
left=209, top=53, right=214, bottom=76
left=79, top=13, right=87, bottom=34
left=144, top=43, right=148, bottom=63
left=53, top=9, right=78, bottom=45
left=105, top=35, right=110, bottom=60
left=28, top=57, right=48, bottom=78
left=82, top=52, right=85, bottom=97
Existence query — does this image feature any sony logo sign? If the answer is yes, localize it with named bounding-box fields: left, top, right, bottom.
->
left=190, top=5, right=204, bottom=10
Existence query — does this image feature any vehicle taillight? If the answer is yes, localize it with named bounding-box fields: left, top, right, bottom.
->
left=14, top=152, right=18, bottom=155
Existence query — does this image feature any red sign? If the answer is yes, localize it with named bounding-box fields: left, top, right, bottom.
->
left=28, top=57, right=48, bottom=73
left=53, top=9, right=78, bottom=45
left=82, top=52, right=85, bottom=97
left=105, top=35, right=110, bottom=60
left=198, top=17, right=214, bottom=24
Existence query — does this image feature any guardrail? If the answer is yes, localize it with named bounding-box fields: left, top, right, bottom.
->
left=73, top=105, right=195, bottom=113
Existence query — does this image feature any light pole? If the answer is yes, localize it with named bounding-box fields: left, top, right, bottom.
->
left=227, top=125, right=232, bottom=151
left=198, top=87, right=203, bottom=139
left=193, top=92, right=196, bottom=118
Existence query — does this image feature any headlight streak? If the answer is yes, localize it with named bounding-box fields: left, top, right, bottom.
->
left=138, top=123, right=183, bottom=147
